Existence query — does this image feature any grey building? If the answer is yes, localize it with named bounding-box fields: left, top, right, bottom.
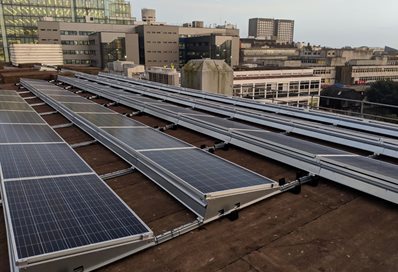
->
left=0, top=0, right=132, bottom=62
left=179, top=34, right=240, bottom=67
left=248, top=18, right=294, bottom=44
left=135, top=25, right=180, bottom=68
left=38, top=21, right=137, bottom=66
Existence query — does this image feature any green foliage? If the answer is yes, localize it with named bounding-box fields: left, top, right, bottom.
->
left=366, top=80, right=398, bottom=106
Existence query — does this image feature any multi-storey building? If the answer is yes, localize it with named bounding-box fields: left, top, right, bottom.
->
left=38, top=21, right=137, bottom=66
left=0, top=0, right=132, bottom=62
left=337, top=65, right=398, bottom=85
left=248, top=18, right=294, bottom=44
left=233, top=68, right=321, bottom=106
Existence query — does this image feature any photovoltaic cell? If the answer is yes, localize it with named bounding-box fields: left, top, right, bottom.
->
left=102, top=127, right=190, bottom=150
left=0, top=124, right=62, bottom=143
left=0, top=95, right=25, bottom=102
left=78, top=113, right=144, bottom=127
left=0, top=102, right=33, bottom=111
left=0, top=90, right=18, bottom=96
left=325, top=156, right=398, bottom=181
left=0, top=111, right=44, bottom=124
left=62, top=102, right=113, bottom=113
left=0, top=143, right=91, bottom=180
left=141, top=148, right=273, bottom=193
left=5, top=174, right=150, bottom=259
left=241, top=130, right=348, bottom=156
left=49, top=95, right=90, bottom=103
left=188, top=115, right=259, bottom=130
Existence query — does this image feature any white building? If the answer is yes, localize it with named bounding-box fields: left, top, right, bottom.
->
left=233, top=68, right=321, bottom=106
left=9, top=44, right=63, bottom=66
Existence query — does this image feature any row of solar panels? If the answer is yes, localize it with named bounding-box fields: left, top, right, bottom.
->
left=99, top=72, right=398, bottom=138
left=90, top=73, right=398, bottom=159
left=0, top=90, right=154, bottom=272
left=21, top=79, right=279, bottom=223
left=57, top=75, right=398, bottom=204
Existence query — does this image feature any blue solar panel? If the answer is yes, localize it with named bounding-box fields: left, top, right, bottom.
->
left=0, top=143, right=92, bottom=180
left=0, top=102, right=33, bottom=111
left=102, top=127, right=190, bottom=150
left=0, top=124, right=62, bottom=143
left=0, top=111, right=45, bottom=124
left=78, top=113, right=144, bottom=127
left=5, top=174, right=150, bottom=259
left=141, top=148, right=274, bottom=193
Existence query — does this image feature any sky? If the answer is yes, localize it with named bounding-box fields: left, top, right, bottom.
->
left=130, top=0, right=398, bottom=49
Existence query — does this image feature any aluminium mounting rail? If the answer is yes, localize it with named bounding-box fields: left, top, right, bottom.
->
left=98, top=72, right=398, bottom=139
left=75, top=73, right=398, bottom=159
left=21, top=79, right=281, bottom=224
left=57, top=76, right=398, bottom=204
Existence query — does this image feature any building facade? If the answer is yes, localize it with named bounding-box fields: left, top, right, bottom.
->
left=0, top=0, right=133, bottom=62
left=248, top=18, right=294, bottom=44
left=337, top=65, right=398, bottom=85
left=233, top=68, right=321, bottom=106
left=38, top=21, right=137, bottom=66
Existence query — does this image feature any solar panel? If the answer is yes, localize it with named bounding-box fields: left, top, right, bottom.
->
left=102, top=127, right=190, bottom=150
left=49, top=95, right=90, bottom=103
left=0, top=124, right=62, bottom=143
left=0, top=101, right=33, bottom=111
left=241, top=130, right=348, bottom=156
left=0, top=95, right=25, bottom=102
left=0, top=111, right=45, bottom=124
left=0, top=90, right=19, bottom=96
left=149, top=103, right=199, bottom=114
left=78, top=113, right=144, bottom=127
left=141, top=148, right=273, bottom=193
left=324, top=156, right=398, bottom=181
left=40, top=90, right=77, bottom=96
left=188, top=115, right=260, bottom=130
left=62, top=102, right=113, bottom=113
left=5, top=174, right=150, bottom=259
left=0, top=143, right=92, bottom=180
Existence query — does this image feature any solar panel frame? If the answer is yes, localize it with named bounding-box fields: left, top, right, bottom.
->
left=0, top=124, right=63, bottom=143
left=140, top=148, right=274, bottom=194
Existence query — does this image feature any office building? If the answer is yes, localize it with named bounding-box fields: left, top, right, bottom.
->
left=179, top=34, right=240, bottom=67
left=38, top=21, right=137, bottom=67
left=337, top=64, right=398, bottom=85
left=135, top=25, right=180, bottom=68
left=248, top=18, right=294, bottom=44
left=0, top=0, right=133, bottom=63
left=233, top=67, right=321, bottom=106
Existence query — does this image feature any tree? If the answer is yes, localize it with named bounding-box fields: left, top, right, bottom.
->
left=366, top=80, right=398, bottom=106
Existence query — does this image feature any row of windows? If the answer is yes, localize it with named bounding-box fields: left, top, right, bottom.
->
left=358, top=76, right=398, bottom=81
left=41, top=38, right=58, bottom=42
left=60, top=30, right=94, bottom=36
left=63, top=50, right=95, bottom=55
left=146, top=41, right=178, bottom=44
left=146, top=31, right=177, bottom=35
left=314, top=69, right=333, bottom=75
left=146, top=51, right=178, bottom=54
left=61, top=40, right=90, bottom=45
left=147, top=60, right=178, bottom=63
left=64, top=59, right=91, bottom=65
left=353, top=68, right=398, bottom=73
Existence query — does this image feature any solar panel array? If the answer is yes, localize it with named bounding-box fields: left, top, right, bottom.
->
left=0, top=89, right=152, bottom=263
left=23, top=79, right=275, bottom=198
left=57, top=75, right=398, bottom=204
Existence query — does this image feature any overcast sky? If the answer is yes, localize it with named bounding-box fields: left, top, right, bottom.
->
left=130, top=0, right=397, bottom=48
